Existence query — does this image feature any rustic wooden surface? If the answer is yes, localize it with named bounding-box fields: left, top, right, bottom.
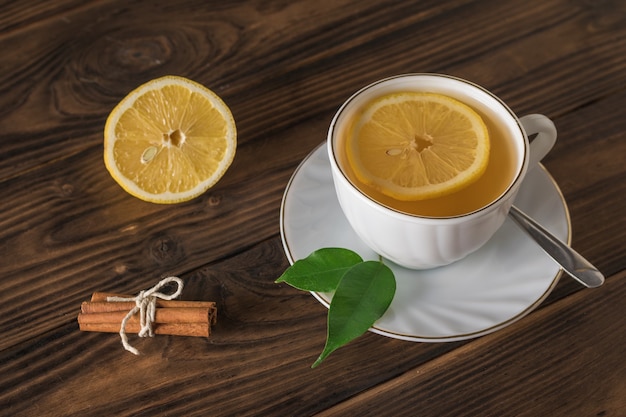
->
left=1, top=0, right=625, bottom=416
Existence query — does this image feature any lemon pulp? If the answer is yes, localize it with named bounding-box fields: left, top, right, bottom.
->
left=346, top=92, right=490, bottom=201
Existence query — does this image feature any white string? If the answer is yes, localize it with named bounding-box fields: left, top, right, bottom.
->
left=107, top=276, right=183, bottom=355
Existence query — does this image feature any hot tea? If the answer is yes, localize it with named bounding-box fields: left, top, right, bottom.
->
left=335, top=93, right=519, bottom=217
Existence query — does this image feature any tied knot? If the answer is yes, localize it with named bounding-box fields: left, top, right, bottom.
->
left=107, top=276, right=183, bottom=355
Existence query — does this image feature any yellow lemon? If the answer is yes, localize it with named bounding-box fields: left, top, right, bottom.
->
left=347, top=92, right=490, bottom=201
left=104, top=76, right=236, bottom=204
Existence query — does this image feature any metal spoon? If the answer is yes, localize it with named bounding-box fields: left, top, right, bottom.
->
left=508, top=205, right=605, bottom=288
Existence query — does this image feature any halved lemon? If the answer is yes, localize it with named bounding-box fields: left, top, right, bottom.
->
left=347, top=92, right=490, bottom=201
left=104, top=76, right=236, bottom=204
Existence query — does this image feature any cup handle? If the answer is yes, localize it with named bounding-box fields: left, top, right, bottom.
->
left=519, top=114, right=557, bottom=167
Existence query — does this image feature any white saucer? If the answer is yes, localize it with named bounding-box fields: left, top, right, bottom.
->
left=280, top=144, right=571, bottom=342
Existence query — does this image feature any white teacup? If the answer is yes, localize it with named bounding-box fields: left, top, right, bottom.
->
left=327, top=74, right=557, bottom=269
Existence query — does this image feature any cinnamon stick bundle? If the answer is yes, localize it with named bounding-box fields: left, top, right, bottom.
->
left=79, top=322, right=209, bottom=337
left=77, top=292, right=216, bottom=337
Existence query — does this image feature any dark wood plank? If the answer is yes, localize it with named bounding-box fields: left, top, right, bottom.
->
left=318, top=270, right=626, bottom=417
left=2, top=0, right=625, bottom=180
left=0, top=238, right=466, bottom=416
left=1, top=0, right=625, bottom=415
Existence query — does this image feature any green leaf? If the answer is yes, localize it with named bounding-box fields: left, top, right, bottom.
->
left=312, top=260, right=396, bottom=368
left=276, top=248, right=363, bottom=292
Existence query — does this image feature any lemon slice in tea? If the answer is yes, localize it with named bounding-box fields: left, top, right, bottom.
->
left=104, top=76, right=236, bottom=204
left=347, top=92, right=490, bottom=201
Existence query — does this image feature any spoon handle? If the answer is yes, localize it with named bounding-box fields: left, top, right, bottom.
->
left=508, top=205, right=605, bottom=288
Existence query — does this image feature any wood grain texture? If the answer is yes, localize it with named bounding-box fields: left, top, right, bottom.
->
left=319, top=270, right=626, bottom=417
left=0, top=0, right=624, bottom=415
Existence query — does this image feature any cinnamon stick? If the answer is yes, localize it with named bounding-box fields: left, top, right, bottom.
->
left=87, top=292, right=217, bottom=324
left=78, top=322, right=208, bottom=337
left=78, top=307, right=212, bottom=324
left=81, top=301, right=217, bottom=325
left=91, top=291, right=216, bottom=307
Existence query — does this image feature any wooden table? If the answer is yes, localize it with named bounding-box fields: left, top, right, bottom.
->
left=1, top=1, right=624, bottom=415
